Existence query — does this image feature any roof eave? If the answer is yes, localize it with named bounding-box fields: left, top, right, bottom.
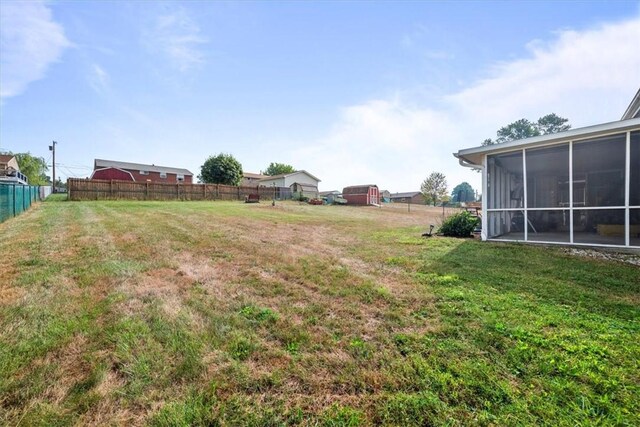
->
left=454, top=117, right=640, bottom=166
left=621, top=88, right=640, bottom=120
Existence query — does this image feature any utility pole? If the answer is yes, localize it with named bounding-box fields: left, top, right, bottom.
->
left=49, top=141, right=57, bottom=192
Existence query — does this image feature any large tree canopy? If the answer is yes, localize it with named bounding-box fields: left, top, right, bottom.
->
left=451, top=182, right=476, bottom=203
left=10, top=152, right=49, bottom=185
left=264, top=162, right=295, bottom=176
left=482, top=113, right=571, bottom=146
left=420, top=172, right=448, bottom=206
left=198, top=153, right=243, bottom=185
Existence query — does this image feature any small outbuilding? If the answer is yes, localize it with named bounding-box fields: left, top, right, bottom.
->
left=342, top=185, right=380, bottom=206
left=291, top=182, right=319, bottom=199
left=390, top=191, right=424, bottom=204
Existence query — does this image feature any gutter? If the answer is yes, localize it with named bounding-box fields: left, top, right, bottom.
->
left=454, top=153, right=482, bottom=170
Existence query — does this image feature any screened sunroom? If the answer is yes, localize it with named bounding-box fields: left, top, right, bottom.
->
left=454, top=117, right=640, bottom=249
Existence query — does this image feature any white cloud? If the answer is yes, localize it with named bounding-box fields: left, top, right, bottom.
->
left=293, top=16, right=640, bottom=194
left=0, top=1, right=71, bottom=100
left=143, top=7, right=208, bottom=72
left=449, top=18, right=640, bottom=127
left=88, top=64, right=110, bottom=94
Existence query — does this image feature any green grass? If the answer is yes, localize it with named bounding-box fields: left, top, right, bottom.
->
left=0, top=198, right=638, bottom=426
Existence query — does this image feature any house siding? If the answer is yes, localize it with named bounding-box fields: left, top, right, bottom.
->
left=283, top=173, right=318, bottom=187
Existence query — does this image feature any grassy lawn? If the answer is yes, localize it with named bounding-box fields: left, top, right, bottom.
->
left=1, top=196, right=638, bottom=426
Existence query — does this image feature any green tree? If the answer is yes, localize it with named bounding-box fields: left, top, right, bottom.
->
left=537, top=113, right=571, bottom=135
left=54, top=178, right=67, bottom=191
left=451, top=182, right=476, bottom=203
left=420, top=172, right=448, bottom=206
left=482, top=114, right=571, bottom=146
left=13, top=152, right=49, bottom=185
left=264, top=162, right=295, bottom=176
left=198, top=153, right=243, bottom=185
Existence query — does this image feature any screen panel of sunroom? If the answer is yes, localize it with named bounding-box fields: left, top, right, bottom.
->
left=631, top=131, right=639, bottom=207
left=487, top=151, right=523, bottom=210
left=572, top=133, right=626, bottom=207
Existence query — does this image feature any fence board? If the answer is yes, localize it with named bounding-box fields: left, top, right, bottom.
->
left=67, top=178, right=293, bottom=202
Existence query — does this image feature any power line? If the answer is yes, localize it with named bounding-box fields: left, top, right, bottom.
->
left=53, top=163, right=92, bottom=170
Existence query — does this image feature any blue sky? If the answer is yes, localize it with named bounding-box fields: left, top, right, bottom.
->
left=1, top=1, right=639, bottom=193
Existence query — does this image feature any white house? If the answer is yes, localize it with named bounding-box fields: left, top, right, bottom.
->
left=258, top=170, right=321, bottom=198
left=454, top=89, right=640, bottom=249
left=0, top=155, right=28, bottom=185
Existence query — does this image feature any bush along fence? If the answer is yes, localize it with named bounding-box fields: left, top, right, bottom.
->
left=0, top=183, right=52, bottom=223
left=67, top=178, right=293, bottom=202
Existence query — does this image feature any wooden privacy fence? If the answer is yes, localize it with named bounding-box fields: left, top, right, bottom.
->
left=67, top=178, right=292, bottom=202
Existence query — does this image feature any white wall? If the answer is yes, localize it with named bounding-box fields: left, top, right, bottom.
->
left=283, top=172, right=319, bottom=187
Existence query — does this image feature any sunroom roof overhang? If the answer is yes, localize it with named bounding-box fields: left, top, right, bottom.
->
left=453, top=117, right=640, bottom=167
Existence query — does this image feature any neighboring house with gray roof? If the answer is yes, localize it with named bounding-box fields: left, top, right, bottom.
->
left=390, top=191, right=424, bottom=204
left=241, top=172, right=268, bottom=186
left=91, top=159, right=193, bottom=183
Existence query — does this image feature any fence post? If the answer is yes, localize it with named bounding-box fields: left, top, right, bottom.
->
left=216, top=184, right=219, bottom=199
left=237, top=186, right=240, bottom=201
left=13, top=184, right=16, bottom=218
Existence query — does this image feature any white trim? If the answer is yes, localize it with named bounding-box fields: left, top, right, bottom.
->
left=487, top=238, right=639, bottom=249
left=522, top=209, right=572, bottom=215
left=523, top=149, right=528, bottom=241
left=489, top=206, right=628, bottom=212
left=455, top=118, right=640, bottom=166
left=626, top=131, right=631, bottom=247
left=621, top=88, right=640, bottom=120
left=569, top=140, right=574, bottom=244
left=481, top=154, right=487, bottom=241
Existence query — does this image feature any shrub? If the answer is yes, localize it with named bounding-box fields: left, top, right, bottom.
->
left=438, top=211, right=479, bottom=238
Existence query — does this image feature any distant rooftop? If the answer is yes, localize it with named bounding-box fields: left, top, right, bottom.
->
left=94, top=159, right=193, bottom=176
left=391, top=191, right=422, bottom=198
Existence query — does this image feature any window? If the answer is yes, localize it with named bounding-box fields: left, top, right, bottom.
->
left=177, top=174, right=184, bottom=182
left=140, top=170, right=149, bottom=175
left=160, top=172, right=167, bottom=179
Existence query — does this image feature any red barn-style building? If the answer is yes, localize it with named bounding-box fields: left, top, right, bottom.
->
left=342, top=185, right=380, bottom=206
left=90, top=159, right=193, bottom=183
